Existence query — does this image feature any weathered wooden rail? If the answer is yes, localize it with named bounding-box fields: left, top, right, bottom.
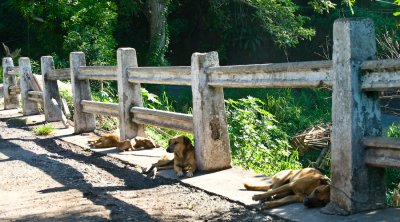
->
left=3, top=17, right=399, bottom=215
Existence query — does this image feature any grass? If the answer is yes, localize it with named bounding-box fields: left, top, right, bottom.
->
left=32, top=124, right=54, bottom=136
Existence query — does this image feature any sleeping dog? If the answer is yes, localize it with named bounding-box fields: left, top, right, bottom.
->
left=244, top=168, right=330, bottom=209
left=88, top=134, right=157, bottom=151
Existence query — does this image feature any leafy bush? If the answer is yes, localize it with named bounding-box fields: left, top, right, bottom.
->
left=226, top=96, right=301, bottom=175
left=0, top=66, right=3, bottom=83
left=97, top=116, right=119, bottom=132
left=32, top=124, right=54, bottom=136
left=225, top=88, right=332, bottom=137
left=386, top=124, right=400, bottom=206
left=387, top=123, right=400, bottom=138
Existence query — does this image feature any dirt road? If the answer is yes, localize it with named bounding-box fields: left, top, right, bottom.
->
left=0, top=114, right=281, bottom=221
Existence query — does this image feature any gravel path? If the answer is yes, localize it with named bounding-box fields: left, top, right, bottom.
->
left=0, top=114, right=284, bottom=221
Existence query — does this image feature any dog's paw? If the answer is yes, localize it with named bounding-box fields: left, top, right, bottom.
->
left=176, top=170, right=184, bottom=177
left=186, top=172, right=194, bottom=177
left=252, top=194, right=267, bottom=202
left=261, top=202, right=273, bottom=210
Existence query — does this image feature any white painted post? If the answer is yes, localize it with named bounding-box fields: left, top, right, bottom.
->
left=19, top=57, right=40, bottom=115
left=41, top=56, right=64, bottom=122
left=191, top=52, right=231, bottom=171
left=2, top=57, right=19, bottom=109
left=70, top=52, right=96, bottom=133
left=324, top=18, right=385, bottom=215
left=117, top=48, right=145, bottom=140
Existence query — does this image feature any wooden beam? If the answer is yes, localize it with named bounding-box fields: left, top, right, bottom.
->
left=127, top=66, right=191, bottom=85
left=206, top=60, right=332, bottom=88
left=131, top=107, right=193, bottom=133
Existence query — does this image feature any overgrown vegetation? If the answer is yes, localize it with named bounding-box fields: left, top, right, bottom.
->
left=32, top=124, right=54, bottom=136
left=386, top=124, right=400, bottom=207
left=226, top=97, right=301, bottom=175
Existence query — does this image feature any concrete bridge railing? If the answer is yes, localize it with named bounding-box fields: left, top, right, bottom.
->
left=2, top=17, right=400, bottom=215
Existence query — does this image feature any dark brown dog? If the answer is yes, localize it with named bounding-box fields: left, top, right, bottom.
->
left=167, top=135, right=197, bottom=177
left=244, top=168, right=330, bottom=209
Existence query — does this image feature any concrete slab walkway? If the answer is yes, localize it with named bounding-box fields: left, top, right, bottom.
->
left=1, top=108, right=399, bottom=222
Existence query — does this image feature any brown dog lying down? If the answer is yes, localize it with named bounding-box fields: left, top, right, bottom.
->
left=88, top=133, right=120, bottom=148
left=89, top=134, right=157, bottom=151
left=244, top=168, right=330, bottom=210
left=117, top=136, right=158, bottom=152
left=144, top=135, right=197, bottom=177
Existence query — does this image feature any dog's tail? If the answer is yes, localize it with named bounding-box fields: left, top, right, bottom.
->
left=243, top=183, right=271, bottom=191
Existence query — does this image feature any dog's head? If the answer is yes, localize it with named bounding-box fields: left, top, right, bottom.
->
left=303, top=184, right=330, bottom=208
left=167, top=135, right=192, bottom=153
left=117, top=139, right=132, bottom=152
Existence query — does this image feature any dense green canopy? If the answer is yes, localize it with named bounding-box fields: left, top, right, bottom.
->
left=0, top=0, right=398, bottom=67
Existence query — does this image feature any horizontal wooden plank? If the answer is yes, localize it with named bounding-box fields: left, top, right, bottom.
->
left=77, top=66, right=117, bottom=81
left=81, top=100, right=119, bottom=117
left=361, top=59, right=400, bottom=72
left=361, top=59, right=400, bottom=91
left=361, top=71, right=400, bottom=91
left=206, top=61, right=332, bottom=88
left=47, top=68, right=70, bottom=80
left=127, top=66, right=191, bottom=85
left=27, top=94, right=43, bottom=103
left=27, top=91, right=43, bottom=97
left=363, top=137, right=400, bottom=150
left=7, top=71, right=18, bottom=75
left=364, top=137, right=400, bottom=168
left=131, top=107, right=193, bottom=133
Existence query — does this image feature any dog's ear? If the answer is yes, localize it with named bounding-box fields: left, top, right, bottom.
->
left=183, top=136, right=192, bottom=146
left=320, top=176, right=330, bottom=185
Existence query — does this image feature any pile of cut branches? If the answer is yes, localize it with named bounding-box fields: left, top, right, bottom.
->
left=291, top=124, right=331, bottom=169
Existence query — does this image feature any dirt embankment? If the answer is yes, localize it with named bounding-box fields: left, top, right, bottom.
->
left=0, top=115, right=283, bottom=221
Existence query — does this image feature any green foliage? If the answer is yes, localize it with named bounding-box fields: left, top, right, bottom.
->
left=387, top=123, right=400, bottom=138
left=62, top=1, right=117, bottom=65
left=386, top=124, right=400, bottom=188
left=225, top=88, right=332, bottom=137
left=0, top=66, right=3, bottom=83
left=98, top=116, right=119, bottom=131
left=32, top=124, right=54, bottom=135
left=10, top=0, right=117, bottom=66
left=226, top=96, right=301, bottom=175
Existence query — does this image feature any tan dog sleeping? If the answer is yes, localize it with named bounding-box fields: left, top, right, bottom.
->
left=88, top=133, right=120, bottom=148
left=144, top=135, right=197, bottom=177
left=244, top=168, right=330, bottom=209
left=89, top=134, right=157, bottom=151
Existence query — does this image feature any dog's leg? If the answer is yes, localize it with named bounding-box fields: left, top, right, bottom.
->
left=272, top=190, right=294, bottom=200
left=244, top=183, right=272, bottom=191
left=174, top=164, right=183, bottom=177
left=185, top=153, right=197, bottom=177
left=261, top=195, right=303, bottom=210
left=253, top=183, right=292, bottom=202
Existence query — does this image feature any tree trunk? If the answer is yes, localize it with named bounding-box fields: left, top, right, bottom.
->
left=147, top=0, right=168, bottom=65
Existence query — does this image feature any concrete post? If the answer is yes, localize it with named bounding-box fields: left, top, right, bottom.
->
left=19, top=57, right=40, bottom=115
left=325, top=18, right=385, bottom=215
left=191, top=52, right=231, bottom=171
left=117, top=48, right=145, bottom=140
left=41, top=56, right=63, bottom=122
left=70, top=52, right=96, bottom=133
left=2, top=57, right=19, bottom=109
